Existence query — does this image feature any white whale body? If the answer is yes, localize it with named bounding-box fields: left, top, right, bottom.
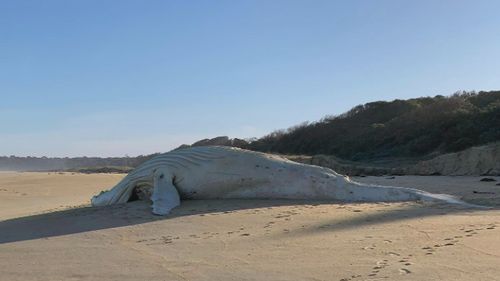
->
left=91, top=146, right=477, bottom=215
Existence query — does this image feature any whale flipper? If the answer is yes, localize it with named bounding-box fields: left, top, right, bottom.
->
left=151, top=169, right=180, bottom=215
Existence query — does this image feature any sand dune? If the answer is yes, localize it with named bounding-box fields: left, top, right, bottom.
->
left=1, top=172, right=499, bottom=281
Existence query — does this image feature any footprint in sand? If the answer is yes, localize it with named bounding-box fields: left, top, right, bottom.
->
left=275, top=214, right=290, bottom=219
left=362, top=245, right=376, bottom=250
left=375, top=253, right=415, bottom=277
left=422, top=246, right=435, bottom=255
left=464, top=229, right=479, bottom=237
left=263, top=221, right=275, bottom=228
left=366, top=259, right=391, bottom=278
left=200, top=232, right=219, bottom=239
left=339, top=274, right=362, bottom=281
left=161, top=236, right=173, bottom=244
left=421, top=223, right=499, bottom=256
left=399, top=268, right=411, bottom=274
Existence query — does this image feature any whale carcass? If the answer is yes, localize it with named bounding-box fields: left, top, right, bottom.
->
left=91, top=146, right=474, bottom=215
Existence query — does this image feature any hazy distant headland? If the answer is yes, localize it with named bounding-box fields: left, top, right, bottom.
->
left=2, top=90, right=499, bottom=175
left=0, top=155, right=156, bottom=173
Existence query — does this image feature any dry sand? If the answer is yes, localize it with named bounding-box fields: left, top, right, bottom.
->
left=1, top=172, right=499, bottom=281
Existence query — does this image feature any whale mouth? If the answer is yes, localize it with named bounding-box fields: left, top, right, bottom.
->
left=128, top=185, right=153, bottom=202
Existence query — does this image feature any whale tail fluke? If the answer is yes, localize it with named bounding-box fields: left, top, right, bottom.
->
left=344, top=179, right=489, bottom=209
left=418, top=192, right=491, bottom=209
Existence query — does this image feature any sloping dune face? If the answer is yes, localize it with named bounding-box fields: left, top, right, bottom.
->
left=410, top=143, right=500, bottom=176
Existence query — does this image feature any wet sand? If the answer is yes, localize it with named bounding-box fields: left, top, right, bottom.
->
left=1, top=172, right=499, bottom=281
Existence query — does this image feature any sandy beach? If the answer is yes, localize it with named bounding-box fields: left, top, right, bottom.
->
left=1, top=172, right=499, bottom=281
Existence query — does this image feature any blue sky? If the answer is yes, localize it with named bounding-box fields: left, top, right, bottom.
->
left=1, top=0, right=499, bottom=157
